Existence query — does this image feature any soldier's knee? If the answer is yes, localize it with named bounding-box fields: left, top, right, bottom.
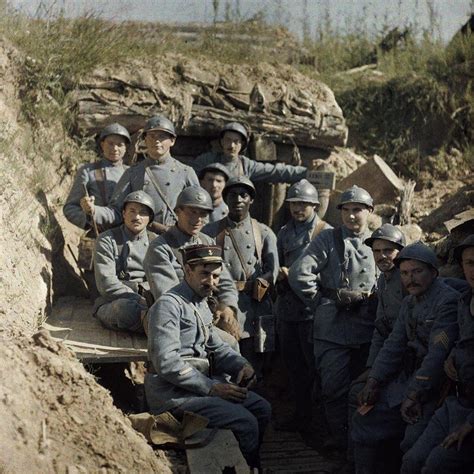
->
left=421, top=446, right=456, bottom=473
left=401, top=447, right=425, bottom=474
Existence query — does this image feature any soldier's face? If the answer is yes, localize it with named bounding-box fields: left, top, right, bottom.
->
left=399, top=260, right=437, bottom=297
left=144, top=130, right=175, bottom=160
left=100, top=135, right=127, bottom=163
left=177, top=206, right=210, bottom=236
left=289, top=201, right=316, bottom=222
left=372, top=239, right=400, bottom=273
left=221, top=131, right=243, bottom=158
left=185, top=263, right=223, bottom=298
left=122, top=202, right=151, bottom=235
left=341, top=203, right=371, bottom=233
left=226, top=186, right=253, bottom=221
left=200, top=172, right=227, bottom=201
left=461, top=247, right=474, bottom=289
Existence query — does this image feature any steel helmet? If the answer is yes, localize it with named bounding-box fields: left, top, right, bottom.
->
left=394, top=241, right=439, bottom=272
left=453, top=234, right=474, bottom=263
left=176, top=186, right=214, bottom=212
left=223, top=176, right=256, bottom=200
left=98, top=123, right=131, bottom=144
left=337, top=185, right=374, bottom=210
left=123, top=190, right=155, bottom=219
left=198, top=162, right=231, bottom=181
left=220, top=122, right=249, bottom=149
left=286, top=179, right=320, bottom=204
left=143, top=115, right=176, bottom=138
left=365, top=224, right=406, bottom=249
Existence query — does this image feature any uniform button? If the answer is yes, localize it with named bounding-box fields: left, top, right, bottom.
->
left=247, top=260, right=252, bottom=265
left=166, top=182, right=170, bottom=186
left=127, top=257, right=132, bottom=261
left=359, top=283, right=365, bottom=288
left=360, top=268, right=366, bottom=273
left=227, top=263, right=231, bottom=267
left=245, top=230, right=250, bottom=235
left=246, top=244, right=251, bottom=249
left=144, top=180, right=149, bottom=185
left=362, top=255, right=368, bottom=259
left=224, top=246, right=230, bottom=250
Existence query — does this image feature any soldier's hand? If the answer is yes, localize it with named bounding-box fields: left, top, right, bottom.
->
left=400, top=397, right=422, bottom=424
left=236, top=364, right=256, bottom=388
left=336, top=289, right=364, bottom=308
left=444, top=352, right=458, bottom=381
left=149, top=222, right=169, bottom=235
left=278, top=267, right=289, bottom=281
left=209, top=383, right=248, bottom=403
left=357, top=377, right=380, bottom=406
left=215, top=306, right=241, bottom=341
left=441, top=422, right=473, bottom=450
left=352, top=368, right=371, bottom=386
left=80, top=196, right=95, bottom=215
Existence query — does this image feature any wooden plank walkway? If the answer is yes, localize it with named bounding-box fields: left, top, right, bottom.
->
left=261, top=426, right=343, bottom=473
left=44, top=296, right=147, bottom=363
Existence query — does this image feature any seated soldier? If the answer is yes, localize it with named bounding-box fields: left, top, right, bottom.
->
left=93, top=191, right=155, bottom=333
left=92, top=115, right=199, bottom=234
left=145, top=244, right=271, bottom=469
left=198, top=162, right=230, bottom=223
left=204, top=176, right=279, bottom=378
left=352, top=242, right=460, bottom=474
left=144, top=186, right=240, bottom=346
left=192, top=122, right=307, bottom=183
left=274, top=179, right=331, bottom=431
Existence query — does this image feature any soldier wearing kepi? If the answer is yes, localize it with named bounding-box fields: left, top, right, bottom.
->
left=274, top=179, right=331, bottom=431
left=401, top=238, right=474, bottom=474
left=193, top=122, right=307, bottom=183
left=204, top=176, right=279, bottom=377
left=288, top=185, right=377, bottom=449
left=145, top=244, right=271, bottom=469
left=198, top=162, right=230, bottom=223
left=63, top=122, right=131, bottom=231
left=352, top=242, right=460, bottom=474
left=93, top=115, right=199, bottom=234
left=93, top=191, right=155, bottom=333
left=143, top=186, right=241, bottom=345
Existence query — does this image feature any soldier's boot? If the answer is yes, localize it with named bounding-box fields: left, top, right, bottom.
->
left=353, top=442, right=377, bottom=474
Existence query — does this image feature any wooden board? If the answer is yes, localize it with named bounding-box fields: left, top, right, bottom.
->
left=307, top=170, right=336, bottom=190
left=44, top=296, right=148, bottom=363
left=186, top=429, right=249, bottom=473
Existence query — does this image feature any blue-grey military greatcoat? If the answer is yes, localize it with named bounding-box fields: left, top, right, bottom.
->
left=208, top=200, right=229, bottom=224
left=94, top=154, right=199, bottom=229
left=193, top=151, right=307, bottom=183
left=288, top=225, right=377, bottom=443
left=63, top=158, right=128, bottom=230
left=93, top=224, right=154, bottom=332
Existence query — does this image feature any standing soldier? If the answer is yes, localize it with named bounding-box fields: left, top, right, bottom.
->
left=145, top=244, right=271, bottom=469
left=274, top=179, right=331, bottom=431
left=193, top=122, right=307, bottom=183
left=198, top=162, right=230, bottom=223
left=204, top=176, right=279, bottom=378
left=352, top=242, right=460, bottom=474
left=144, top=186, right=240, bottom=345
left=92, top=115, right=199, bottom=234
left=93, top=191, right=155, bottom=333
left=288, top=185, right=377, bottom=450
left=63, top=123, right=131, bottom=297
left=401, top=235, right=474, bottom=473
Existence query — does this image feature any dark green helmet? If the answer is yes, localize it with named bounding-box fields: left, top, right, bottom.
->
left=220, top=122, right=249, bottom=148
left=337, top=185, right=374, bottom=210
left=223, top=176, right=256, bottom=200
left=143, top=115, right=176, bottom=137
left=365, top=224, right=406, bottom=249
left=123, top=190, right=155, bottom=218
left=453, top=234, right=474, bottom=263
left=98, top=123, right=131, bottom=144
left=286, top=179, right=320, bottom=204
left=394, top=241, right=438, bottom=271
left=176, top=186, right=213, bottom=211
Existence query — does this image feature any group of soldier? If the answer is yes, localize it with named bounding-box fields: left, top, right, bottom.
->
left=63, top=115, right=474, bottom=473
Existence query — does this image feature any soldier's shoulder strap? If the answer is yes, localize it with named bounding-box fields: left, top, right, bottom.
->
left=332, top=227, right=345, bottom=263
left=311, top=220, right=327, bottom=240
left=162, top=229, right=184, bottom=268
left=251, top=218, right=263, bottom=263
left=93, top=163, right=108, bottom=205
left=109, top=226, right=127, bottom=276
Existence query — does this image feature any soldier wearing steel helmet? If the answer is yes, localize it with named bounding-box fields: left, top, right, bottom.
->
left=351, top=242, right=460, bottom=474
left=288, top=185, right=377, bottom=449
left=198, top=162, right=230, bottom=223
left=203, top=176, right=279, bottom=378
left=192, top=122, right=307, bottom=183
left=92, top=191, right=156, bottom=333
left=93, top=115, right=199, bottom=234
left=143, top=185, right=241, bottom=347
left=274, top=179, right=332, bottom=431
left=63, top=122, right=131, bottom=230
